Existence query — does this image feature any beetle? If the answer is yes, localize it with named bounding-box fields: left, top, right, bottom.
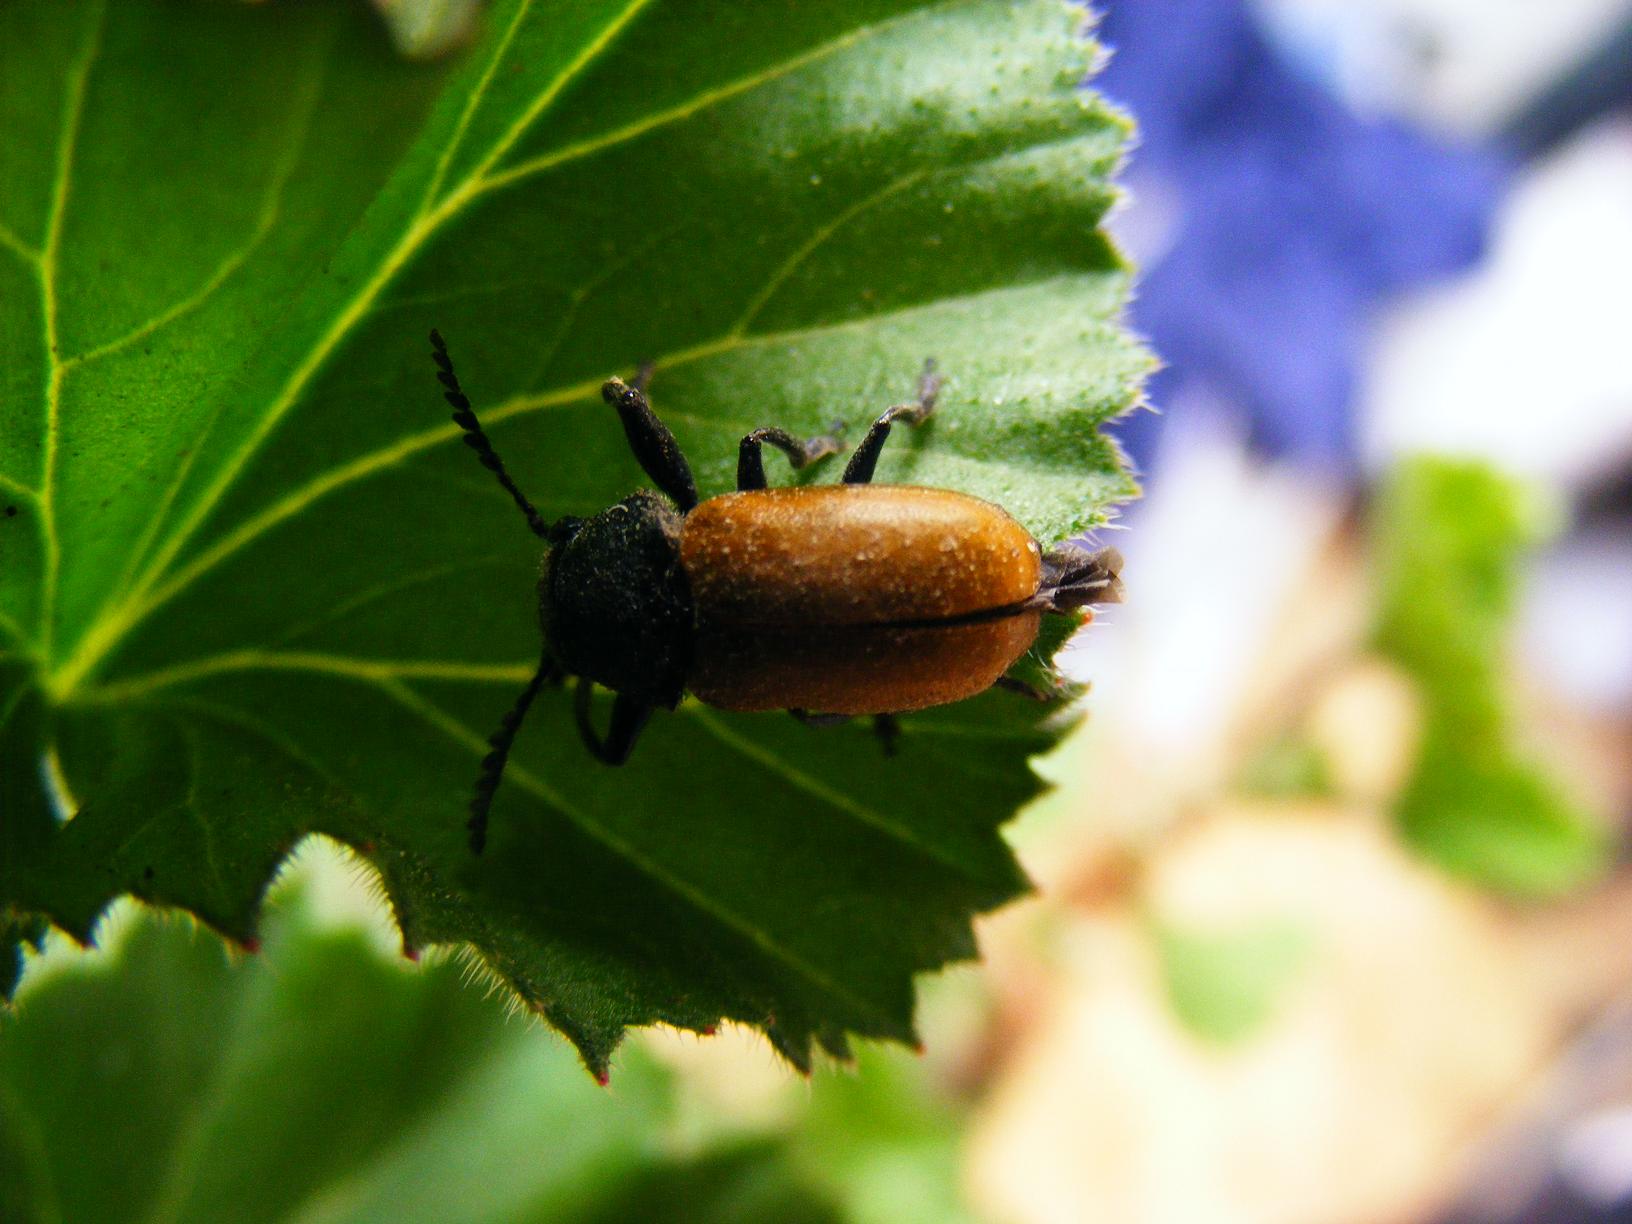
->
left=430, top=330, right=1123, bottom=853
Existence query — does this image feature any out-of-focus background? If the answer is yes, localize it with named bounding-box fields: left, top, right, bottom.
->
left=11, top=1, right=1631, bottom=1220
left=971, top=1, right=1632, bottom=1220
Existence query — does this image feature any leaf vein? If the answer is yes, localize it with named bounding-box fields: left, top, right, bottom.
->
left=0, top=218, right=41, bottom=265
left=60, top=32, right=331, bottom=372
left=687, top=707, right=988, bottom=881
left=177, top=718, right=230, bottom=914
left=0, top=608, right=34, bottom=657
left=96, top=0, right=629, bottom=632
left=0, top=472, right=40, bottom=501
left=470, top=7, right=919, bottom=202
left=269, top=557, right=519, bottom=648
left=418, top=0, right=535, bottom=211
left=456, top=0, right=656, bottom=195
left=160, top=694, right=342, bottom=788
left=38, top=0, right=108, bottom=662
left=78, top=650, right=535, bottom=705
left=729, top=169, right=930, bottom=338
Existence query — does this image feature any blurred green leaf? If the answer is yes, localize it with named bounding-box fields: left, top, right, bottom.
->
left=0, top=862, right=843, bottom=1224
left=789, top=1043, right=980, bottom=1224
left=0, top=0, right=1145, bottom=1072
left=1155, top=916, right=1314, bottom=1046
left=1372, top=458, right=1611, bottom=897
left=577, top=1141, right=844, bottom=1224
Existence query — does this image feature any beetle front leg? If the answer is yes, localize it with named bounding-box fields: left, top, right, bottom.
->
left=574, top=677, right=653, bottom=765
left=602, top=377, right=700, bottom=511
left=842, top=359, right=942, bottom=485
left=737, top=424, right=846, bottom=491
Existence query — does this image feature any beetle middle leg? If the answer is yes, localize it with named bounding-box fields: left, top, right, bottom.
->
left=574, top=677, right=653, bottom=765
left=843, top=359, right=942, bottom=485
left=737, top=424, right=846, bottom=491
left=871, top=713, right=901, bottom=756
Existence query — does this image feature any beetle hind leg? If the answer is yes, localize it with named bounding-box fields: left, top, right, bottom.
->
left=1036, top=544, right=1125, bottom=612
left=788, top=709, right=851, bottom=728
left=737, top=424, right=846, bottom=491
left=843, top=359, right=942, bottom=485
left=788, top=709, right=901, bottom=757
left=574, top=677, right=653, bottom=765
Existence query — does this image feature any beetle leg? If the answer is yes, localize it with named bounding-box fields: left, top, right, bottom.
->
left=1036, top=544, right=1125, bottom=611
left=467, top=650, right=559, bottom=854
left=842, top=359, right=942, bottom=485
left=872, top=713, right=901, bottom=757
left=788, top=709, right=852, bottom=728
left=737, top=425, right=846, bottom=491
left=788, top=710, right=902, bottom=757
left=995, top=674, right=1053, bottom=701
left=574, top=677, right=653, bottom=765
left=601, top=376, right=700, bottom=512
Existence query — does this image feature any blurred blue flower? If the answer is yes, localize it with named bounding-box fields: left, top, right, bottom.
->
left=1095, top=0, right=1509, bottom=475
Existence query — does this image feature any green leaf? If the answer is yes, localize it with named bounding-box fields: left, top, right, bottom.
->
left=1371, top=458, right=1612, bottom=898
left=0, top=0, right=1146, bottom=1073
left=0, top=861, right=842, bottom=1224
left=1153, top=916, right=1315, bottom=1047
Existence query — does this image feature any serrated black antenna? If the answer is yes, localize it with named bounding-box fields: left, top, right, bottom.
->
left=468, top=652, right=558, bottom=854
left=431, top=329, right=550, bottom=539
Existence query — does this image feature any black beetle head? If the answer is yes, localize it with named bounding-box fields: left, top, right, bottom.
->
left=539, top=491, right=693, bottom=709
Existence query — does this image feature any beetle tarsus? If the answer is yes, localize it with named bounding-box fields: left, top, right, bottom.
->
left=574, top=677, right=652, bottom=765
left=842, top=358, right=940, bottom=485
left=737, top=426, right=847, bottom=491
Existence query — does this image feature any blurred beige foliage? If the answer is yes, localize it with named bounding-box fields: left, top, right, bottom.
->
left=965, top=490, right=1632, bottom=1224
